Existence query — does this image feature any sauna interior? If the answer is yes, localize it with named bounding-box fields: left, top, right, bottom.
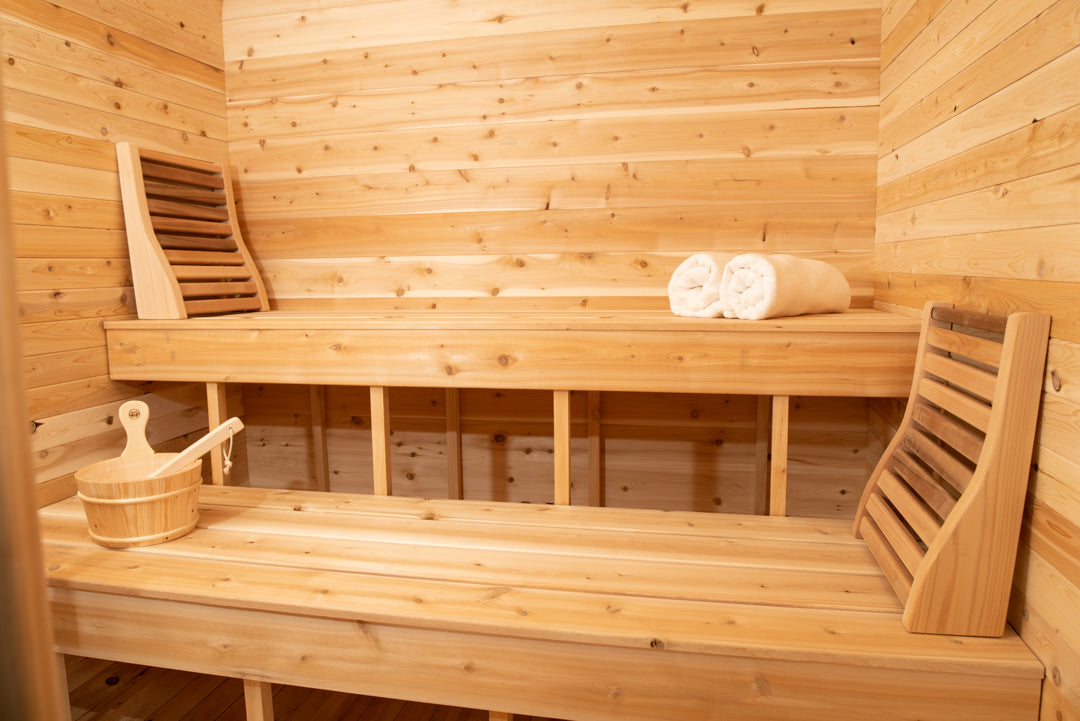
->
left=2, top=0, right=1079, bottom=718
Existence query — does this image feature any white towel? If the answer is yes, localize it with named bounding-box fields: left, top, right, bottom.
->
left=722, top=253, right=850, bottom=320
left=667, top=253, right=737, bottom=318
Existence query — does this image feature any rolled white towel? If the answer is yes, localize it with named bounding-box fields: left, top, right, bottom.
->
left=667, top=253, right=737, bottom=318
left=722, top=253, right=850, bottom=320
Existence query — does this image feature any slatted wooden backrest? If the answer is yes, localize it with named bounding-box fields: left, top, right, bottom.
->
left=116, top=143, right=269, bottom=319
left=853, top=301, right=1050, bottom=636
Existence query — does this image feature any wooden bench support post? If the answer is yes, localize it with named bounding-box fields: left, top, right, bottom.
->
left=56, top=654, right=71, bottom=721
left=489, top=713, right=514, bottom=721
left=370, top=386, right=392, bottom=496
left=243, top=678, right=274, bottom=721
left=446, top=389, right=463, bottom=500
left=587, top=391, right=604, bottom=507
left=754, top=396, right=771, bottom=515
left=769, top=395, right=789, bottom=517
left=207, top=383, right=228, bottom=486
left=309, top=386, right=330, bottom=492
left=554, top=390, right=571, bottom=505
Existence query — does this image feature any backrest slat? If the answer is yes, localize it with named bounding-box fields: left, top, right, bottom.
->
left=116, top=143, right=269, bottom=319
left=930, top=306, right=1009, bottom=334
left=180, top=281, right=260, bottom=298
left=921, top=353, right=998, bottom=402
left=185, top=297, right=265, bottom=315
left=911, top=404, right=984, bottom=465
left=164, top=250, right=248, bottom=266
left=866, top=494, right=926, bottom=577
left=854, top=301, right=1050, bottom=636
left=901, top=427, right=974, bottom=494
left=887, top=449, right=958, bottom=519
left=917, top=377, right=992, bottom=433
left=156, top=235, right=238, bottom=252
left=140, top=160, right=225, bottom=190
left=877, top=469, right=941, bottom=547
left=926, top=326, right=1003, bottom=367
left=143, top=180, right=224, bottom=205
left=172, top=265, right=254, bottom=282
left=150, top=216, right=235, bottom=237
left=860, top=516, right=913, bottom=604
left=147, top=198, right=231, bottom=222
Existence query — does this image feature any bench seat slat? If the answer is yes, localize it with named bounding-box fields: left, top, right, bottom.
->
left=197, top=486, right=868, bottom=544
left=40, top=509, right=900, bottom=614
left=41, top=495, right=878, bottom=575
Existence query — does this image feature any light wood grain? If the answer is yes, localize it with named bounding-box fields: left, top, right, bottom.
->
left=41, top=483, right=1044, bottom=720
left=370, top=386, right=392, bottom=496
left=0, top=82, right=68, bottom=721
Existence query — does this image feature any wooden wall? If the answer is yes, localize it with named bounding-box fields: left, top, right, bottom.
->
left=223, top=0, right=880, bottom=310
left=2, top=0, right=229, bottom=504
left=874, top=0, right=1080, bottom=716
left=222, top=0, right=881, bottom=514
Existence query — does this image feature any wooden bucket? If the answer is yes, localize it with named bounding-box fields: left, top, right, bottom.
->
left=75, top=453, right=202, bottom=548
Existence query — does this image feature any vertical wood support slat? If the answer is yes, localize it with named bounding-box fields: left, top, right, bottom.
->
left=206, top=382, right=228, bottom=485
left=489, top=713, right=514, bottom=721
left=309, top=386, right=330, bottom=492
left=769, top=395, right=790, bottom=517
left=243, top=679, right=274, bottom=721
left=587, top=391, right=604, bottom=507
left=754, top=396, right=771, bottom=515
left=0, top=99, right=68, bottom=719
left=55, top=655, right=71, bottom=721
left=554, top=390, right=571, bottom=505
left=370, top=386, right=392, bottom=496
left=446, top=388, right=463, bottom=499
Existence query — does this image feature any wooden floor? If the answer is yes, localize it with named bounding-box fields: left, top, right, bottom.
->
left=65, top=656, right=560, bottom=721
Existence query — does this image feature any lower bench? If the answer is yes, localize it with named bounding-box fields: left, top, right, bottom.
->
left=40, top=486, right=1042, bottom=721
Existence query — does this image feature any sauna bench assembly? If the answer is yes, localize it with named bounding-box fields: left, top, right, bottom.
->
left=40, top=485, right=1043, bottom=721
left=103, top=307, right=921, bottom=512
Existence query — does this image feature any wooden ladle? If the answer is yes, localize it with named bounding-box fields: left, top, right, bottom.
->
left=147, top=416, right=245, bottom=479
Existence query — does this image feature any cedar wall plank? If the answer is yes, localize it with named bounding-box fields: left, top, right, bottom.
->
left=3, top=0, right=226, bottom=496
left=878, top=0, right=1080, bottom=716
left=217, top=0, right=882, bottom=520
left=225, top=1, right=879, bottom=312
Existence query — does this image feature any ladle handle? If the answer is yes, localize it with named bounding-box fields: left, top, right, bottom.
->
left=148, top=417, right=244, bottom=479
left=119, top=400, right=155, bottom=464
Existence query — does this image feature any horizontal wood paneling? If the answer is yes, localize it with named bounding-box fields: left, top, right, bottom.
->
left=878, top=0, right=1080, bottom=715
left=3, top=0, right=227, bottom=496
left=225, top=0, right=879, bottom=311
